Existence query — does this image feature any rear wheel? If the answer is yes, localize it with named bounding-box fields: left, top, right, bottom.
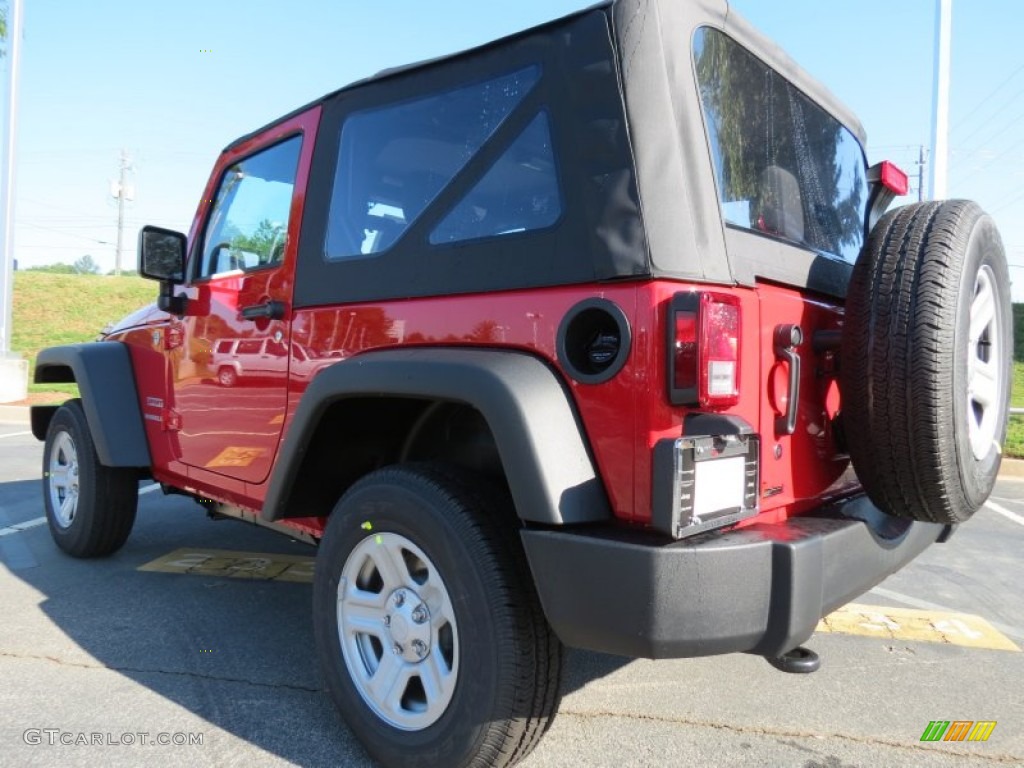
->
left=313, top=464, right=562, bottom=768
left=43, top=399, right=139, bottom=557
left=841, top=200, right=1012, bottom=523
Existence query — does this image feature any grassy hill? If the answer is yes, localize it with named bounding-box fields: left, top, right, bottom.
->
left=12, top=272, right=155, bottom=394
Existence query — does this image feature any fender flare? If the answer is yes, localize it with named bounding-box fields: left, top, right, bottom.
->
left=263, top=348, right=611, bottom=525
left=31, top=343, right=151, bottom=468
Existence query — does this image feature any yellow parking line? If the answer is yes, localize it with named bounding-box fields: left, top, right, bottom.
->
left=138, top=548, right=315, bottom=583
left=816, top=603, right=1019, bottom=652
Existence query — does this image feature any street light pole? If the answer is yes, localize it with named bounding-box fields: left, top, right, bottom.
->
left=0, top=0, right=28, bottom=402
left=929, top=0, right=953, bottom=200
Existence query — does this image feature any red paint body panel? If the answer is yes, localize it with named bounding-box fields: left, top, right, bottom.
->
left=116, top=265, right=857, bottom=532
left=106, top=102, right=857, bottom=536
left=754, top=285, right=851, bottom=517
left=110, top=108, right=321, bottom=513
left=286, top=284, right=640, bottom=520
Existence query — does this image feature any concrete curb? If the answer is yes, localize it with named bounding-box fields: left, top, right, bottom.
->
left=0, top=405, right=31, bottom=425
left=997, top=457, right=1024, bottom=479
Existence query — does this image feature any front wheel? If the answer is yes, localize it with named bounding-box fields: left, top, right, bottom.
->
left=43, top=399, right=139, bottom=557
left=313, top=464, right=562, bottom=768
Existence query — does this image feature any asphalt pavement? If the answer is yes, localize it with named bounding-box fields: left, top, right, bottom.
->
left=1, top=419, right=1021, bottom=768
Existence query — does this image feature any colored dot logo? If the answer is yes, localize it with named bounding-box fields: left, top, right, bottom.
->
left=200, top=49, right=212, bottom=53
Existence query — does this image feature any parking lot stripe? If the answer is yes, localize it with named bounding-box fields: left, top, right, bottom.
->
left=139, top=483, right=161, bottom=495
left=984, top=500, right=1024, bottom=526
left=0, top=431, right=31, bottom=439
left=869, top=586, right=1024, bottom=642
left=139, top=548, right=315, bottom=583
left=0, top=517, right=47, bottom=538
left=816, top=603, right=1020, bottom=651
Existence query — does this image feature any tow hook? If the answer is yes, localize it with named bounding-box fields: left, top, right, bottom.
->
left=766, top=646, right=820, bottom=674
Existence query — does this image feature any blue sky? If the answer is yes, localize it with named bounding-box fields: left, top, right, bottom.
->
left=2, top=0, right=1023, bottom=297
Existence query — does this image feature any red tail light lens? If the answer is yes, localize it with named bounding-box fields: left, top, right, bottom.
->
left=673, top=311, right=698, bottom=392
left=669, top=292, right=741, bottom=408
left=879, top=160, right=909, bottom=196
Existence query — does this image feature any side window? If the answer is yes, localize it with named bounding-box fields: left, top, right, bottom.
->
left=693, top=28, right=867, bottom=264
left=325, top=66, right=540, bottom=260
left=430, top=111, right=562, bottom=245
left=199, top=136, right=302, bottom=278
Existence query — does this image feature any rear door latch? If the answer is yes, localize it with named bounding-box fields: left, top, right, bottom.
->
left=773, top=324, right=803, bottom=436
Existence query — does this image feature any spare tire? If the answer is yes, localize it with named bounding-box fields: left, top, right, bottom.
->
left=841, top=200, right=1012, bottom=524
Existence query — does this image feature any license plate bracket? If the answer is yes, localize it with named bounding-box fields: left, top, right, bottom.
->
left=671, top=434, right=759, bottom=539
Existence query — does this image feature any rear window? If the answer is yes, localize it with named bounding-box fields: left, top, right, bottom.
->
left=694, top=28, right=867, bottom=264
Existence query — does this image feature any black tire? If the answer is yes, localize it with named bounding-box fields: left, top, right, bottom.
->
left=312, top=464, right=562, bottom=768
left=42, top=399, right=139, bottom=557
left=841, top=200, right=1012, bottom=523
left=217, top=366, right=237, bottom=387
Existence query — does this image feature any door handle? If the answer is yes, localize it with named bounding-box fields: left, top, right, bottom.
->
left=773, top=324, right=803, bottom=436
left=240, top=301, right=286, bottom=321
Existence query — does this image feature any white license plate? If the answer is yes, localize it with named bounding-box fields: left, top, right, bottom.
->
left=693, top=455, right=746, bottom=518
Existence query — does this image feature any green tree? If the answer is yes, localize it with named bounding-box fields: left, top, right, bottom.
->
left=73, top=254, right=100, bottom=275
left=230, top=219, right=286, bottom=265
left=1, top=4, right=7, bottom=59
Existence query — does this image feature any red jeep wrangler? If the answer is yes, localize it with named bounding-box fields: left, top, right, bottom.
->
left=31, top=1, right=1012, bottom=766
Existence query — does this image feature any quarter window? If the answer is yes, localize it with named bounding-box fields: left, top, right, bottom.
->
left=325, top=66, right=540, bottom=260
left=694, top=28, right=867, bottom=263
left=430, top=111, right=562, bottom=245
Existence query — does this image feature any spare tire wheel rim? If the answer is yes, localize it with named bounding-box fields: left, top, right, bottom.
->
left=967, top=264, right=1004, bottom=462
left=336, top=532, right=459, bottom=731
left=49, top=431, right=80, bottom=528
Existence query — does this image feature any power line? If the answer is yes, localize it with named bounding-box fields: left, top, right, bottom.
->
left=955, top=137, right=1024, bottom=187
left=19, top=224, right=114, bottom=245
left=992, top=188, right=1024, bottom=215
left=21, top=223, right=120, bottom=230
left=17, top=245, right=116, bottom=251
left=954, top=101, right=1024, bottom=156
left=950, top=62, right=1024, bottom=134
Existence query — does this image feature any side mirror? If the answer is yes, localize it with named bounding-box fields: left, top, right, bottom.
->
left=138, top=225, right=188, bottom=316
left=138, top=225, right=186, bottom=281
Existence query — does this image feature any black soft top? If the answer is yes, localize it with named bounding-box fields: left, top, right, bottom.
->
left=226, top=0, right=864, bottom=153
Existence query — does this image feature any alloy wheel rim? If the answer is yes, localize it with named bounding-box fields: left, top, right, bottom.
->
left=966, top=265, right=1004, bottom=461
left=336, top=532, right=459, bottom=731
left=48, top=431, right=80, bottom=528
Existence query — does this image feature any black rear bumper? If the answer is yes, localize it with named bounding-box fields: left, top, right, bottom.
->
left=520, top=495, right=944, bottom=659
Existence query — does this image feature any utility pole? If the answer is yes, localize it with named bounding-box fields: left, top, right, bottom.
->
left=0, top=0, right=28, bottom=403
left=929, top=0, right=952, bottom=200
left=111, top=150, right=134, bottom=276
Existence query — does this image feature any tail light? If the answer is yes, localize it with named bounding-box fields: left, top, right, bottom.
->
left=668, top=292, right=741, bottom=408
